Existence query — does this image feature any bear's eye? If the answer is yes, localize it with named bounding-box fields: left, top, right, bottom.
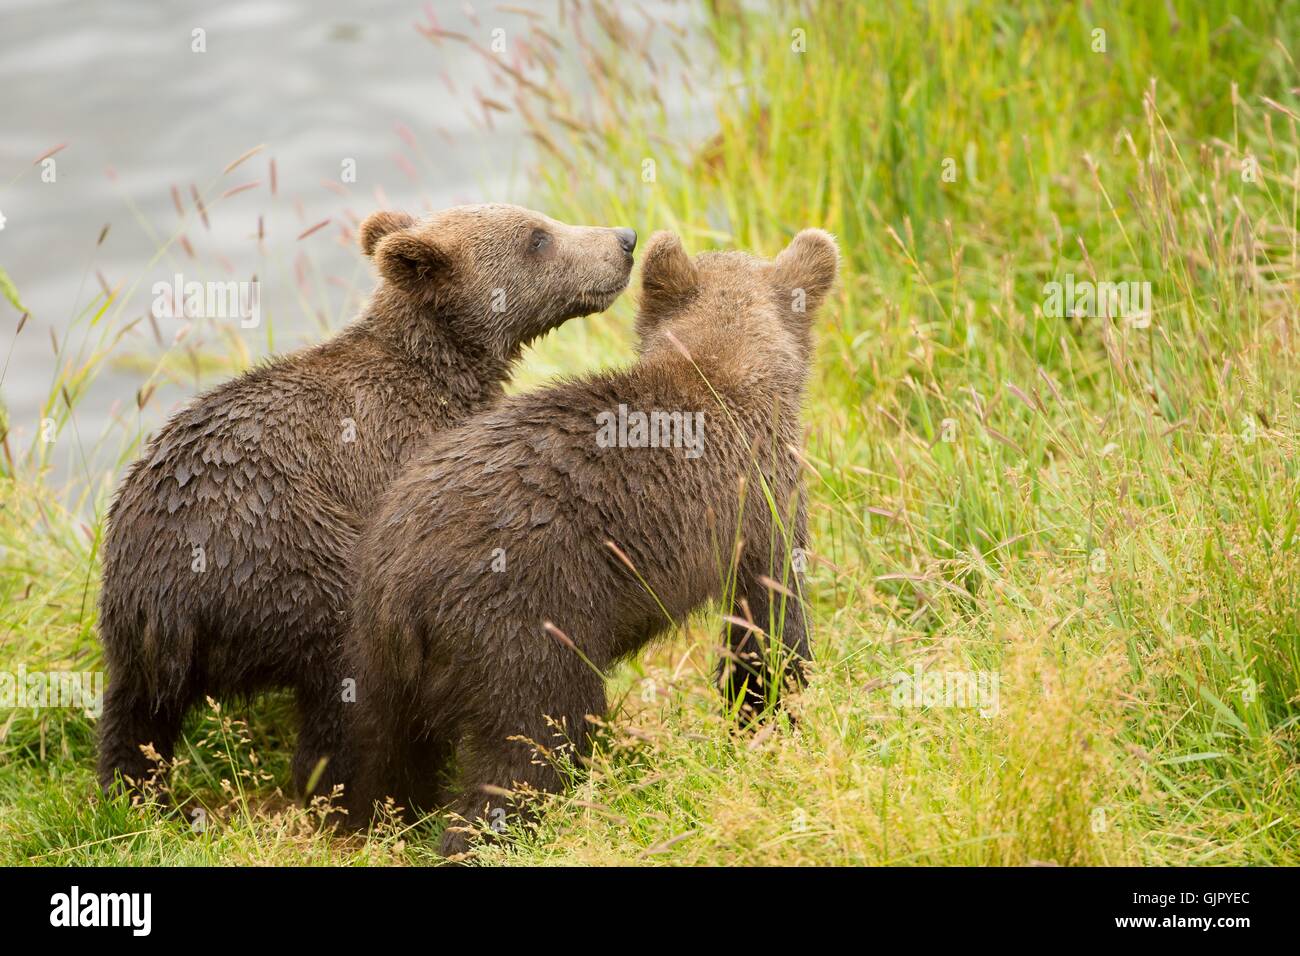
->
left=529, top=228, right=550, bottom=252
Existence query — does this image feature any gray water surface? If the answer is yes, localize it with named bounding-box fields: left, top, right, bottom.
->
left=0, top=0, right=540, bottom=483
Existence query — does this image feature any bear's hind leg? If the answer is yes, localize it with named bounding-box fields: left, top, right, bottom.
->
left=395, top=733, right=458, bottom=821
left=440, top=664, right=605, bottom=857
left=96, top=669, right=188, bottom=798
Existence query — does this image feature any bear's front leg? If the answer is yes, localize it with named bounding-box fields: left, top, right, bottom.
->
left=715, top=501, right=813, bottom=720
left=292, top=666, right=350, bottom=805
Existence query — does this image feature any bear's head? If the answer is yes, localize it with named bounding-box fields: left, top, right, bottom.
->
left=634, top=229, right=838, bottom=387
left=360, top=203, right=636, bottom=359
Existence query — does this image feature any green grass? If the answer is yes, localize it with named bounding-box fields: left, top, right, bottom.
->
left=2, top=0, right=1299, bottom=865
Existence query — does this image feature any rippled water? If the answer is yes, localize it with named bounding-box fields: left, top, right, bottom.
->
left=1, top=0, right=547, bottom=480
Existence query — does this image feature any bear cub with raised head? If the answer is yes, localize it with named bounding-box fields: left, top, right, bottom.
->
left=342, top=228, right=837, bottom=854
left=97, top=204, right=637, bottom=800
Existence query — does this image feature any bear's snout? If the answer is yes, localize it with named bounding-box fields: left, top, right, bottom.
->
left=614, top=227, right=637, bottom=255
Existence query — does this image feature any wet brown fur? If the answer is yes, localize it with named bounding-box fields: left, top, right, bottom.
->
left=340, top=229, right=838, bottom=853
left=96, top=204, right=635, bottom=798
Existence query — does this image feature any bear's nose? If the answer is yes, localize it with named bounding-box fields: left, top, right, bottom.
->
left=614, top=227, right=637, bottom=254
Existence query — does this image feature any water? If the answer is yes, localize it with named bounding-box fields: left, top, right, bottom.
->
left=0, top=0, right=545, bottom=482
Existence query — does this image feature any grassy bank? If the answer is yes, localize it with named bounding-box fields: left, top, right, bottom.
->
left=2, top=0, right=1298, bottom=865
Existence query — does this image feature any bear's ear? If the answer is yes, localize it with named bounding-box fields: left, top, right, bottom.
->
left=772, top=228, right=839, bottom=316
left=639, top=231, right=698, bottom=310
left=373, top=231, right=452, bottom=294
left=359, top=210, right=417, bottom=257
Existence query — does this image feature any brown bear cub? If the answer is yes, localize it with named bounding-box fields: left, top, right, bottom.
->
left=97, top=204, right=637, bottom=800
left=342, top=228, right=837, bottom=854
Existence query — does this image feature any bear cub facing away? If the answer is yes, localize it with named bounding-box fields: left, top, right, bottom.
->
left=342, top=228, right=837, bottom=854
left=97, top=204, right=637, bottom=800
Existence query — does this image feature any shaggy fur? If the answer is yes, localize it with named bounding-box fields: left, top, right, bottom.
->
left=97, top=204, right=636, bottom=798
left=340, top=228, right=838, bottom=854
